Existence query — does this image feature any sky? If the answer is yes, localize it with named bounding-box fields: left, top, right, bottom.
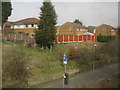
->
left=8, top=0, right=119, bottom=27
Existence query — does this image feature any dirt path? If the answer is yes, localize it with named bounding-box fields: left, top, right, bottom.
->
left=33, top=64, right=118, bottom=88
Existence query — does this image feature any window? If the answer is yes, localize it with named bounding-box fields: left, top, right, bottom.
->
left=26, top=25, right=28, bottom=28
left=31, top=24, right=34, bottom=27
left=11, top=26, right=14, bottom=29
left=77, top=28, right=80, bottom=31
left=77, top=28, right=79, bottom=31
left=26, top=33, right=29, bottom=36
left=69, top=27, right=72, bottom=31
left=103, top=29, right=105, bottom=31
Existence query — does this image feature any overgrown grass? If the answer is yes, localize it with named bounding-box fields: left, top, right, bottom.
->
left=2, top=39, right=118, bottom=87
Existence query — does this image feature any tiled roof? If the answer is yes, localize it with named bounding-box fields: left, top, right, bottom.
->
left=60, top=22, right=86, bottom=29
left=12, top=18, right=39, bottom=25
left=4, top=21, right=14, bottom=26
left=96, top=24, right=114, bottom=30
left=87, top=26, right=96, bottom=33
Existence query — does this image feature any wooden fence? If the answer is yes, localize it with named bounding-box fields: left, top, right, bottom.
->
left=6, top=34, right=96, bottom=44
left=57, top=35, right=96, bottom=43
left=6, top=34, right=35, bottom=45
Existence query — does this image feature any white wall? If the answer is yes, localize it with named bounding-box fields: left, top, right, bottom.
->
left=11, top=24, right=38, bottom=29
left=0, top=26, right=1, bottom=30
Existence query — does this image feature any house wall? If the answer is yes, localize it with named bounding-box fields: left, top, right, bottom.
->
left=3, top=27, right=11, bottom=37
left=13, top=28, right=37, bottom=36
left=95, top=27, right=116, bottom=36
left=57, top=26, right=88, bottom=35
left=11, top=24, right=38, bottom=29
left=111, top=29, right=117, bottom=35
left=95, top=29, right=116, bottom=36
left=0, top=26, right=1, bottom=30
left=94, top=24, right=117, bottom=36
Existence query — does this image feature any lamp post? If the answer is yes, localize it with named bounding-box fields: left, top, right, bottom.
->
left=93, top=44, right=96, bottom=69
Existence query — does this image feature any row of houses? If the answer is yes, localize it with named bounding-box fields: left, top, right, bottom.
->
left=3, top=17, right=117, bottom=37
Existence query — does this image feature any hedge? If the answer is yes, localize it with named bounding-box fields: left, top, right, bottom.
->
left=97, top=35, right=116, bottom=42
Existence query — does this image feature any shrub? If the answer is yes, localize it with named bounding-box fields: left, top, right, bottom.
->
left=18, top=32, right=24, bottom=34
left=68, top=47, right=79, bottom=60
left=2, top=45, right=31, bottom=87
left=94, top=39, right=118, bottom=66
left=97, top=35, right=116, bottom=42
left=7, top=30, right=16, bottom=34
left=77, top=47, right=93, bottom=65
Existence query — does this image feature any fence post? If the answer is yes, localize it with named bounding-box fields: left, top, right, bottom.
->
left=63, top=35, right=64, bottom=42
left=21, top=34, right=23, bottom=40
left=87, top=35, right=88, bottom=41
left=68, top=35, right=69, bottom=42
left=78, top=35, right=79, bottom=42
left=73, top=35, right=74, bottom=42
left=57, top=35, right=58, bottom=43
left=50, top=44, right=52, bottom=54
left=94, top=36, right=95, bottom=41
left=82, top=36, right=83, bottom=41
left=14, top=34, right=16, bottom=41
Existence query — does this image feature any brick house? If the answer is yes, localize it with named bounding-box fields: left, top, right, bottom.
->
left=95, top=24, right=117, bottom=36
left=87, top=26, right=96, bottom=33
left=57, top=22, right=88, bottom=35
left=4, top=18, right=39, bottom=36
left=3, top=21, right=14, bottom=36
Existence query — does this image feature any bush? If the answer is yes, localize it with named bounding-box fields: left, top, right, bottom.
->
left=97, top=35, right=116, bottom=42
left=2, top=45, right=31, bottom=87
left=68, top=47, right=79, bottom=60
left=17, top=32, right=24, bottom=34
left=76, top=47, right=93, bottom=66
left=7, top=30, right=16, bottom=34
left=93, top=39, right=118, bottom=68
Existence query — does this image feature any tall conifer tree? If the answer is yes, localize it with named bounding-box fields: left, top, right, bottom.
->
left=35, top=1, right=57, bottom=49
left=2, top=1, right=12, bottom=27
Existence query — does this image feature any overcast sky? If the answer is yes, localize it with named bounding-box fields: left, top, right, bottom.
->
left=8, top=0, right=119, bottom=27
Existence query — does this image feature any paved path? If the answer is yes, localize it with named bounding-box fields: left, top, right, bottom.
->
left=33, top=64, right=118, bottom=88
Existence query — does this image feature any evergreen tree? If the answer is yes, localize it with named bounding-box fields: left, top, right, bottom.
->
left=74, top=19, right=82, bottom=25
left=35, top=1, right=57, bottom=49
left=2, top=1, right=12, bottom=27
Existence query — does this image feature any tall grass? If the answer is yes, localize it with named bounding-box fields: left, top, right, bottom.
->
left=2, top=38, right=118, bottom=87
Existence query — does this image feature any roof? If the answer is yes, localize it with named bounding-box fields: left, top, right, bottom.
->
left=11, top=18, right=39, bottom=25
left=4, top=21, right=14, bottom=26
left=60, top=22, right=86, bottom=29
left=87, top=26, right=96, bottom=33
left=96, top=24, right=115, bottom=30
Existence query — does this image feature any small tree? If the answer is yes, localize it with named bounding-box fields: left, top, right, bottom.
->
left=74, top=19, right=82, bottom=25
left=35, top=1, right=57, bottom=49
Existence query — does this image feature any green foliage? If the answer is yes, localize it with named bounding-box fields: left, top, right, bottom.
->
left=7, top=30, right=16, bottom=34
left=35, top=1, right=57, bottom=49
left=97, top=35, right=116, bottom=42
left=18, top=32, right=24, bottom=34
left=74, top=19, right=82, bottom=25
left=2, top=1, right=12, bottom=26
